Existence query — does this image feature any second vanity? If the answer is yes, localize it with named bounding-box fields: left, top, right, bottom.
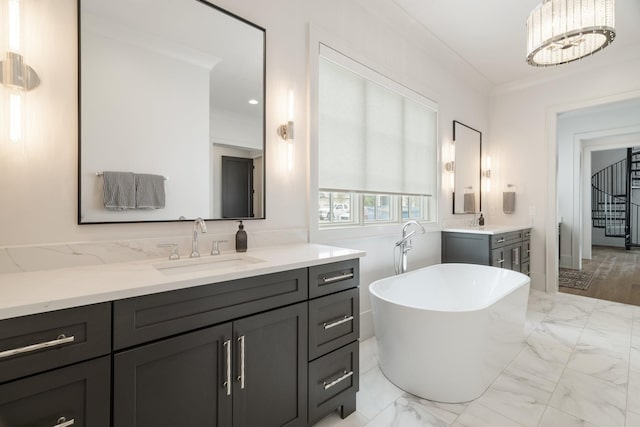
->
left=441, top=225, right=531, bottom=275
left=0, top=244, right=364, bottom=427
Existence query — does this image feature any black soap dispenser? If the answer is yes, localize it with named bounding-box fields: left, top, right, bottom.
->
left=235, top=221, right=247, bottom=252
left=478, top=213, right=485, bottom=226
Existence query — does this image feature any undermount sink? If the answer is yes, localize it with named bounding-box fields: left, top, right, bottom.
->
left=153, top=253, right=265, bottom=276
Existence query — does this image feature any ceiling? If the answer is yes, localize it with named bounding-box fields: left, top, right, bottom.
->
left=391, top=0, right=640, bottom=87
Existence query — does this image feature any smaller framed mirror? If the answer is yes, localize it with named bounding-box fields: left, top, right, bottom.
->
left=452, top=120, right=481, bottom=214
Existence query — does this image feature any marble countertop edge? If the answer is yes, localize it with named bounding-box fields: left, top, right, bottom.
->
left=441, top=225, right=531, bottom=235
left=0, top=243, right=365, bottom=320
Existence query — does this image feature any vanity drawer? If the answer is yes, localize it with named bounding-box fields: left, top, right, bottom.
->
left=491, top=231, right=523, bottom=248
left=113, top=267, right=307, bottom=349
left=0, top=356, right=110, bottom=427
left=0, top=303, right=111, bottom=384
left=309, top=288, right=359, bottom=360
left=309, top=259, right=359, bottom=298
left=308, top=341, right=359, bottom=425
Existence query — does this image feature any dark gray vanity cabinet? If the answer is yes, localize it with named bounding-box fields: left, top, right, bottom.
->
left=0, top=257, right=360, bottom=427
left=232, top=303, right=307, bottom=427
left=113, top=303, right=308, bottom=427
left=113, top=323, right=233, bottom=427
left=442, top=229, right=531, bottom=275
left=0, top=303, right=112, bottom=427
left=307, top=260, right=360, bottom=425
left=113, top=268, right=309, bottom=427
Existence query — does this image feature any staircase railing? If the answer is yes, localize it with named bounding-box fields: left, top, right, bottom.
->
left=591, top=153, right=640, bottom=248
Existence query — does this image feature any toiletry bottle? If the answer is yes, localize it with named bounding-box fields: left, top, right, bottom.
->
left=478, top=213, right=485, bottom=226
left=236, top=221, right=247, bottom=252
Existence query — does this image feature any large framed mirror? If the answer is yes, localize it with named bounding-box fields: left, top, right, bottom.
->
left=78, top=0, right=265, bottom=223
left=452, top=120, right=481, bottom=214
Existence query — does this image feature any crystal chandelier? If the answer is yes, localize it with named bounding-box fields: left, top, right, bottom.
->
left=526, top=0, right=616, bottom=67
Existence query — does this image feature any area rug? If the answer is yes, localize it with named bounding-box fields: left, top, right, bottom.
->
left=559, top=268, right=594, bottom=291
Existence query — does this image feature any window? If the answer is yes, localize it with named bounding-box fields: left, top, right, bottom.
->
left=317, top=45, right=438, bottom=228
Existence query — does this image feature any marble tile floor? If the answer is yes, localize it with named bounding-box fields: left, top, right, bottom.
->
left=316, top=289, right=640, bottom=427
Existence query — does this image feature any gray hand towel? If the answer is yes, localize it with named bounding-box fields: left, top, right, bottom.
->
left=135, top=173, right=166, bottom=209
left=503, top=191, right=516, bottom=214
left=102, top=171, right=136, bottom=210
left=463, top=193, right=475, bottom=213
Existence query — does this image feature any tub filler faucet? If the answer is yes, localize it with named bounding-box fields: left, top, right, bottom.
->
left=395, top=220, right=426, bottom=274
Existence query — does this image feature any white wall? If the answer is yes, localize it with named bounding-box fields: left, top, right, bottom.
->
left=211, top=108, right=262, bottom=150
left=1, top=0, right=489, bottom=340
left=489, top=56, right=640, bottom=290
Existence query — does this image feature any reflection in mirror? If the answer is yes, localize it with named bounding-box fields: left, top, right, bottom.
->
left=78, top=0, right=265, bottom=223
left=452, top=120, right=481, bottom=214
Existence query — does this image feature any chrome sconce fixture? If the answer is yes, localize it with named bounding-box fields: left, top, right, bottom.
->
left=1, top=0, right=40, bottom=143
left=444, top=161, right=455, bottom=172
left=278, top=90, right=295, bottom=171
left=482, top=155, right=491, bottom=191
left=277, top=120, right=294, bottom=141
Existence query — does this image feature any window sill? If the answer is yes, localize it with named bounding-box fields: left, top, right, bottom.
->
left=311, top=221, right=440, bottom=244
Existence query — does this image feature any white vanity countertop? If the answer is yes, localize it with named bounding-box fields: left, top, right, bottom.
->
left=441, top=225, right=531, bottom=235
left=0, top=243, right=365, bottom=321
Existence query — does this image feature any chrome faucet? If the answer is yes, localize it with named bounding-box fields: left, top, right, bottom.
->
left=469, top=212, right=480, bottom=227
left=395, top=220, right=426, bottom=274
left=191, top=217, right=208, bottom=258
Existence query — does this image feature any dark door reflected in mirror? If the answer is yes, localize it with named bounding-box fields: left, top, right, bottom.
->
left=221, top=156, right=254, bottom=218
left=78, top=0, right=266, bottom=223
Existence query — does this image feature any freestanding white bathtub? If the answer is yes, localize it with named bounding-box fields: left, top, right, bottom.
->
left=369, top=263, right=530, bottom=403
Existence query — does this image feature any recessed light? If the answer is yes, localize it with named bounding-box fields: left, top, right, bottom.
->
left=248, top=99, right=259, bottom=105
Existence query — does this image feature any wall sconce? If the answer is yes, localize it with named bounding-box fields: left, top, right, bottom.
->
left=277, top=90, right=294, bottom=171
left=1, top=0, right=40, bottom=144
left=444, top=161, right=455, bottom=172
left=445, top=142, right=455, bottom=189
left=482, top=155, right=491, bottom=192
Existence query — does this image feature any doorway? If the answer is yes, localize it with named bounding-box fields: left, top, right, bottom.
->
left=555, top=97, right=640, bottom=304
left=221, top=156, right=254, bottom=218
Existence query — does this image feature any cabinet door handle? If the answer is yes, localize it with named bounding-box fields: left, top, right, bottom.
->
left=237, top=335, right=245, bottom=389
left=496, top=259, right=505, bottom=265
left=514, top=247, right=520, bottom=266
left=323, top=315, right=354, bottom=330
left=53, top=417, right=75, bottom=427
left=323, top=370, right=354, bottom=390
left=322, top=272, right=354, bottom=284
left=223, top=339, right=232, bottom=396
left=0, top=334, right=75, bottom=359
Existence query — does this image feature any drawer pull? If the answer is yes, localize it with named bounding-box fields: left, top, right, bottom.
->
left=322, top=273, right=354, bottom=284
left=237, top=335, right=245, bottom=389
left=323, top=315, right=354, bottom=330
left=0, top=334, right=75, bottom=359
left=54, top=417, right=75, bottom=427
left=323, top=370, right=354, bottom=390
left=525, top=232, right=531, bottom=237
left=223, top=339, right=232, bottom=396
left=495, top=238, right=505, bottom=243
